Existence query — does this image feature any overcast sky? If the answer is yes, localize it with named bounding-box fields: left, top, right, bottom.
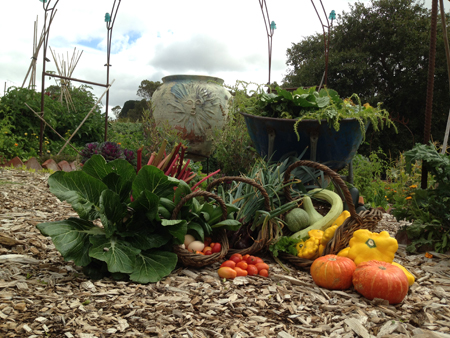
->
left=0, top=0, right=446, bottom=117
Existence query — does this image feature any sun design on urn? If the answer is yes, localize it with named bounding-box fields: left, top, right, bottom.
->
left=168, top=82, right=220, bottom=135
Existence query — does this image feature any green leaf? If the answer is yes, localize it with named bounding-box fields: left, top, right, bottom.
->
left=130, top=250, right=178, bottom=284
left=37, top=218, right=104, bottom=266
left=162, top=219, right=187, bottom=244
left=211, top=219, right=242, bottom=231
left=133, top=165, right=178, bottom=199
left=82, top=155, right=111, bottom=180
left=48, top=171, right=108, bottom=220
left=174, top=179, right=192, bottom=206
left=89, top=235, right=141, bottom=273
left=99, top=189, right=128, bottom=238
left=130, top=190, right=160, bottom=221
left=126, top=231, right=170, bottom=251
left=101, top=173, right=132, bottom=203
left=187, top=221, right=204, bottom=241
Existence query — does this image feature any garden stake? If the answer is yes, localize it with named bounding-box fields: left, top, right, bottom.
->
left=25, top=103, right=81, bottom=155
left=439, top=0, right=450, bottom=153
left=57, top=79, right=115, bottom=155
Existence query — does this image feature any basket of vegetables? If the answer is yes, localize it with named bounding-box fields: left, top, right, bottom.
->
left=172, top=190, right=234, bottom=268
left=206, top=176, right=277, bottom=256
left=271, top=160, right=383, bottom=271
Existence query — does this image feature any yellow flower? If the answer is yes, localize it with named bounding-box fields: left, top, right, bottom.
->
left=47, top=150, right=50, bottom=153
left=36, top=136, right=39, bottom=139
left=409, top=184, right=417, bottom=189
left=406, top=196, right=412, bottom=200
left=14, top=143, right=18, bottom=146
left=425, top=252, right=433, bottom=259
left=363, top=103, right=372, bottom=109
left=24, top=133, right=28, bottom=136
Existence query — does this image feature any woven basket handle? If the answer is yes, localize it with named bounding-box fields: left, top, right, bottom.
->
left=171, top=190, right=228, bottom=221
left=206, top=176, right=271, bottom=212
left=282, top=160, right=357, bottom=219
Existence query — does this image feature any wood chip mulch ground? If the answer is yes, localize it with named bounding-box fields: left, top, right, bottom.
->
left=1, top=168, right=450, bottom=338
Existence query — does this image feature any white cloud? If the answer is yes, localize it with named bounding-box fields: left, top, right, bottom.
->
left=0, top=0, right=446, bottom=116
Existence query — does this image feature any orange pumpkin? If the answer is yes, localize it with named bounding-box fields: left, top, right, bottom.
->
left=352, top=260, right=409, bottom=304
left=310, top=254, right=356, bottom=290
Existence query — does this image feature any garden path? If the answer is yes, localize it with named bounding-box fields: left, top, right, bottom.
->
left=0, top=169, right=449, bottom=338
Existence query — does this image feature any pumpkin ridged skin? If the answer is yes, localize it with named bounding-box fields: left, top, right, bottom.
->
left=285, top=208, right=310, bottom=232
left=352, top=260, right=409, bottom=304
left=310, top=255, right=356, bottom=290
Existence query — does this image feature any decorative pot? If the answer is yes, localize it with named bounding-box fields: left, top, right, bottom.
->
left=241, top=112, right=369, bottom=171
left=152, top=75, right=232, bottom=160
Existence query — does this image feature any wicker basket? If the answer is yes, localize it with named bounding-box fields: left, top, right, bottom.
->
left=277, top=160, right=384, bottom=271
left=206, top=176, right=277, bottom=257
left=172, top=191, right=229, bottom=268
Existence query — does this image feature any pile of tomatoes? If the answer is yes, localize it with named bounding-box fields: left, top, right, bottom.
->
left=217, top=253, right=270, bottom=279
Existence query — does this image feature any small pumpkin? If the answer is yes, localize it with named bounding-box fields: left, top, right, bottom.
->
left=352, top=260, right=409, bottom=304
left=310, top=254, right=356, bottom=290
left=285, top=208, right=310, bottom=232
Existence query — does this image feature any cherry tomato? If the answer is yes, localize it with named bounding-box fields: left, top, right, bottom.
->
left=202, top=246, right=212, bottom=254
left=242, top=254, right=250, bottom=262
left=236, top=261, right=248, bottom=270
left=204, top=250, right=212, bottom=255
left=247, top=256, right=258, bottom=264
left=218, top=267, right=237, bottom=279
left=195, top=250, right=205, bottom=255
left=255, top=262, right=270, bottom=272
left=234, top=267, right=248, bottom=277
left=209, top=242, right=216, bottom=249
left=220, top=260, right=236, bottom=269
left=212, top=243, right=222, bottom=253
left=229, top=253, right=242, bottom=263
left=259, top=269, right=269, bottom=277
left=247, top=264, right=258, bottom=276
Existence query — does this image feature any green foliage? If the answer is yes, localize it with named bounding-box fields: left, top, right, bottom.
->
left=0, top=86, right=104, bottom=161
left=283, top=0, right=449, bottom=156
left=136, top=80, right=162, bottom=100
left=37, top=154, right=239, bottom=283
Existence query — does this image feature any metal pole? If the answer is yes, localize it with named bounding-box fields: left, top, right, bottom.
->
left=311, top=0, right=331, bottom=89
left=39, top=0, right=59, bottom=156
left=104, top=0, right=121, bottom=141
left=439, top=0, right=450, bottom=154
left=421, top=0, right=438, bottom=189
left=259, top=0, right=275, bottom=85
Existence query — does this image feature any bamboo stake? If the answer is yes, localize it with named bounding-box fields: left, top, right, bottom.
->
left=57, top=79, right=115, bottom=155
left=24, top=103, right=81, bottom=154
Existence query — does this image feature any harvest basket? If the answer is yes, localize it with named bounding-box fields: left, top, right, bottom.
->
left=172, top=191, right=229, bottom=268
left=277, top=160, right=384, bottom=271
left=206, top=176, right=277, bottom=257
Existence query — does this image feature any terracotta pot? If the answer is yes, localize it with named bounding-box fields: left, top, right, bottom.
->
left=152, top=75, right=232, bottom=160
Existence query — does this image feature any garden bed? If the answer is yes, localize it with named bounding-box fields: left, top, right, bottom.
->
left=1, top=168, right=450, bottom=337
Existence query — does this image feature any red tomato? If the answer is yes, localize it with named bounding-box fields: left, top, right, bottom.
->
left=212, top=243, right=222, bottom=253
left=229, top=253, right=242, bottom=263
left=247, top=264, right=258, bottom=276
left=259, top=269, right=269, bottom=277
left=204, top=237, right=212, bottom=246
left=220, top=260, right=236, bottom=268
left=218, top=267, right=237, bottom=279
left=255, top=262, right=270, bottom=272
left=247, top=256, right=258, bottom=264
left=242, top=254, right=250, bottom=262
left=254, top=257, right=264, bottom=264
left=204, top=250, right=212, bottom=255
left=195, top=251, right=205, bottom=255
left=236, top=261, right=248, bottom=270
left=234, top=267, right=248, bottom=277
left=202, top=246, right=212, bottom=254
left=209, top=242, right=216, bottom=249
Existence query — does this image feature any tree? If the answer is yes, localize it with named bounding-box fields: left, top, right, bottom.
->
left=118, top=99, right=149, bottom=122
left=136, top=80, right=162, bottom=100
left=112, top=105, right=121, bottom=119
left=283, top=0, right=449, bottom=156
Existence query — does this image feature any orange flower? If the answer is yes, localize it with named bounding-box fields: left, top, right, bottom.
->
left=406, top=196, right=412, bottom=200
left=425, top=252, right=433, bottom=259
left=14, top=143, right=18, bottom=147
left=117, top=143, right=121, bottom=145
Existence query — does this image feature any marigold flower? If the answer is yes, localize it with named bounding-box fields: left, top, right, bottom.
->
left=425, top=252, right=433, bottom=259
left=409, top=184, right=417, bottom=189
left=406, top=196, right=412, bottom=200
left=47, top=150, right=50, bottom=153
left=14, top=143, right=18, bottom=146
left=24, top=133, right=28, bottom=136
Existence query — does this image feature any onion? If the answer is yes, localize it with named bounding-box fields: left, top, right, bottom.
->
left=187, top=240, right=205, bottom=252
left=184, top=234, right=196, bottom=248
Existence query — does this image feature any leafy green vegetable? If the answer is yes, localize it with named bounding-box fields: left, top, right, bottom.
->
left=269, top=236, right=299, bottom=257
